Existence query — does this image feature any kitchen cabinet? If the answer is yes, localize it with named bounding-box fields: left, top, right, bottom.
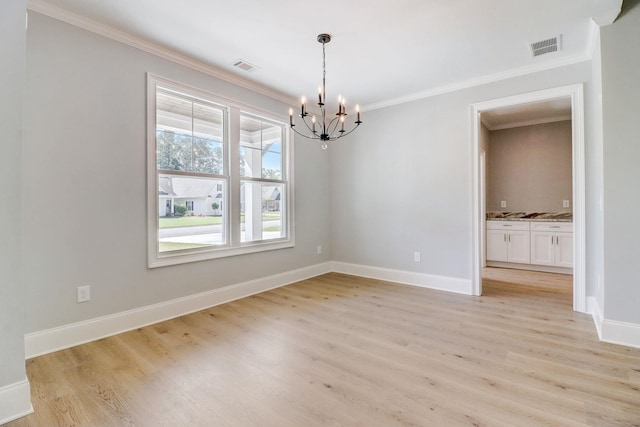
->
left=530, top=222, right=573, bottom=268
left=486, top=220, right=530, bottom=264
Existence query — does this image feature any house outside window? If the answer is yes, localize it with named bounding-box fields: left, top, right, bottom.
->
left=147, top=75, right=294, bottom=267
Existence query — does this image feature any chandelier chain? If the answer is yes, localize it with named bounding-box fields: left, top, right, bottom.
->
left=322, top=40, right=326, bottom=100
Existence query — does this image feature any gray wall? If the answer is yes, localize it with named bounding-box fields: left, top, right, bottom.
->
left=0, top=0, right=28, bottom=391
left=330, top=62, right=592, bottom=281
left=487, top=121, right=573, bottom=213
left=601, top=0, right=640, bottom=324
left=586, top=27, right=605, bottom=309
left=22, top=12, right=331, bottom=333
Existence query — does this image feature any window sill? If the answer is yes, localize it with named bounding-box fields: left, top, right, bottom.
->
left=148, top=238, right=295, bottom=268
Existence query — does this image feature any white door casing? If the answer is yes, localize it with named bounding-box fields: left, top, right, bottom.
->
left=471, top=84, right=585, bottom=312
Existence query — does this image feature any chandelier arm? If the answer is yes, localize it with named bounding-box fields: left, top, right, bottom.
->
left=299, top=116, right=317, bottom=135
left=293, top=120, right=360, bottom=142
left=334, top=122, right=361, bottom=139
left=327, top=116, right=341, bottom=138
left=291, top=124, right=314, bottom=140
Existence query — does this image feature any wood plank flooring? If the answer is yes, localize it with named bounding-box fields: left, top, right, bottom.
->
left=5, top=268, right=640, bottom=426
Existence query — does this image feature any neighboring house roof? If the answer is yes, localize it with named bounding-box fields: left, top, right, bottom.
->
left=159, top=175, right=219, bottom=199
left=161, top=177, right=280, bottom=201
left=238, top=184, right=281, bottom=201
left=263, top=186, right=280, bottom=201
left=158, top=176, right=175, bottom=196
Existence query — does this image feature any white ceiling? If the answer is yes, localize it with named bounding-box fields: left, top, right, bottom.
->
left=481, top=98, right=573, bottom=130
left=28, top=0, right=622, bottom=110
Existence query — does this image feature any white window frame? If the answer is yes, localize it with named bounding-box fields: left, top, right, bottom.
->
left=147, top=74, right=294, bottom=268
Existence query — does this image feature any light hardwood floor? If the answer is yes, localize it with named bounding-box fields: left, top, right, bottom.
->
left=5, top=269, right=640, bottom=426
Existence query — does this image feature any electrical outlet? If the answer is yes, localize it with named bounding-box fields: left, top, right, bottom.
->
left=500, top=201, right=507, bottom=208
left=77, top=285, right=90, bottom=303
left=414, top=251, right=421, bottom=262
left=563, top=200, right=570, bottom=208
left=316, top=245, right=322, bottom=255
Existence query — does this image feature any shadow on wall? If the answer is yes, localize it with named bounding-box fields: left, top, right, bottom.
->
left=620, top=0, right=640, bottom=17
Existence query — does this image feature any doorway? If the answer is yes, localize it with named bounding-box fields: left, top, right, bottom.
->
left=471, top=84, right=586, bottom=313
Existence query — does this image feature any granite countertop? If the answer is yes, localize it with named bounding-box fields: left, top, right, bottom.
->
left=486, top=212, right=573, bottom=222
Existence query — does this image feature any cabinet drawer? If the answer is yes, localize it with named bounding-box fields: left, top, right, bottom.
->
left=486, top=220, right=530, bottom=231
left=530, top=222, right=573, bottom=232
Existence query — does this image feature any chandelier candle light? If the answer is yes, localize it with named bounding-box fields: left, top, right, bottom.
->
left=289, top=33, right=362, bottom=149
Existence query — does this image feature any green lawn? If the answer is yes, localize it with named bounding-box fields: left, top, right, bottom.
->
left=161, top=213, right=280, bottom=228
left=240, top=213, right=281, bottom=223
left=159, top=216, right=222, bottom=228
left=262, top=213, right=281, bottom=220
left=159, top=242, right=213, bottom=252
left=263, top=226, right=281, bottom=232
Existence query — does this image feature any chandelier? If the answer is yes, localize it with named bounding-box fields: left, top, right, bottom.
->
left=289, top=33, right=362, bottom=149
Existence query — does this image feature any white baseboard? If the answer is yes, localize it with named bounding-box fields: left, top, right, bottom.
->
left=601, top=319, right=640, bottom=349
left=586, top=296, right=604, bottom=339
left=331, top=261, right=471, bottom=295
left=25, top=262, right=332, bottom=359
left=0, top=379, right=33, bottom=425
left=587, top=296, right=640, bottom=349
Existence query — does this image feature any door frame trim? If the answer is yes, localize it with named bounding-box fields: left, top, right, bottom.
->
left=470, top=84, right=586, bottom=312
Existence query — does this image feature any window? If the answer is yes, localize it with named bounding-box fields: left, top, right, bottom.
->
left=147, top=75, right=293, bottom=267
left=240, top=114, right=286, bottom=243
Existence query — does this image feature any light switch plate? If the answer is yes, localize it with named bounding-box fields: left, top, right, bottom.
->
left=563, top=200, right=570, bottom=208
left=500, top=201, right=507, bottom=208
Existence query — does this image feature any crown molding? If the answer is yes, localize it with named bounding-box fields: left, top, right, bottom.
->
left=26, top=0, right=298, bottom=107
left=363, top=53, right=591, bottom=112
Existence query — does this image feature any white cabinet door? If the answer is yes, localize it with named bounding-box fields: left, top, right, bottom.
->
left=530, top=230, right=573, bottom=267
left=556, top=232, right=573, bottom=268
left=531, top=231, right=555, bottom=266
left=507, top=230, right=530, bottom=264
left=486, top=230, right=508, bottom=262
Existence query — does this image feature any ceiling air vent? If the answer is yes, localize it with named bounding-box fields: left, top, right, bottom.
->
left=529, top=36, right=561, bottom=57
left=233, top=59, right=260, bottom=72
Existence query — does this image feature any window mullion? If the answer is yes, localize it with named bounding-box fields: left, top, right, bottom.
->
left=229, top=107, right=242, bottom=247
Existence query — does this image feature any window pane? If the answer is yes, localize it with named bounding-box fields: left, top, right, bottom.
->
left=157, top=90, right=224, bottom=174
left=158, top=174, right=226, bottom=252
left=193, top=137, right=223, bottom=175
left=261, top=123, right=282, bottom=179
left=240, top=115, right=283, bottom=179
left=157, top=92, right=193, bottom=135
left=240, top=181, right=284, bottom=242
left=157, top=130, right=193, bottom=172
left=262, top=150, right=282, bottom=179
left=193, top=103, right=223, bottom=140
left=240, top=115, right=262, bottom=178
